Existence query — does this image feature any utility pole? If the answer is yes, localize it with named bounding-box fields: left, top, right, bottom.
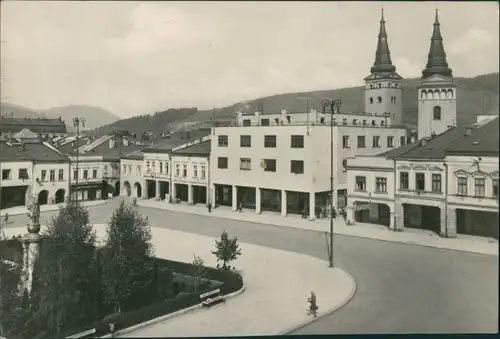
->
left=72, top=117, right=86, bottom=201
left=321, top=99, right=342, bottom=268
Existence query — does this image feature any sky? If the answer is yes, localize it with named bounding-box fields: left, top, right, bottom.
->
left=1, top=1, right=499, bottom=118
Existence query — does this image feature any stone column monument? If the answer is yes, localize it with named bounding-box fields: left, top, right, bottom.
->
left=19, top=194, right=42, bottom=295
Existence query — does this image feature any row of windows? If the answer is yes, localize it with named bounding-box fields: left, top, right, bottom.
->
left=343, top=135, right=405, bottom=149
left=420, top=89, right=454, bottom=100
left=73, top=169, right=98, bottom=181
left=123, top=164, right=142, bottom=176
left=368, top=96, right=397, bottom=104
left=217, top=157, right=304, bottom=174
left=40, top=169, right=65, bottom=182
left=146, top=160, right=170, bottom=175
left=355, top=176, right=388, bottom=193
left=218, top=135, right=305, bottom=148
left=456, top=176, right=498, bottom=198
left=174, top=163, right=207, bottom=179
left=244, top=117, right=391, bottom=127
left=1, top=168, right=30, bottom=180
left=368, top=82, right=400, bottom=89
left=399, top=172, right=442, bottom=193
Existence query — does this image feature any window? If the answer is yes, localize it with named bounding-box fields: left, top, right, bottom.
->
left=381, top=120, right=385, bottom=127
left=320, top=117, right=325, bottom=124
left=2, top=169, right=11, bottom=180
left=355, top=176, right=366, bottom=191
left=83, top=170, right=88, bottom=179
left=474, top=177, right=485, bottom=197
left=263, top=159, right=276, bottom=172
left=242, top=119, right=251, bottom=126
left=49, top=170, right=55, bottom=182
left=371, top=120, right=376, bottom=126
left=433, top=106, right=441, bottom=120
left=353, top=119, right=358, bottom=125
left=18, top=169, right=29, bottom=180
left=457, top=177, right=467, bottom=196
left=201, top=166, right=206, bottom=179
left=493, top=179, right=498, bottom=197
left=41, top=170, right=47, bottom=181
left=137, top=165, right=141, bottom=175
left=92, top=169, right=97, bottom=179
left=357, top=136, right=366, bottom=148
left=73, top=170, right=78, bottom=180
left=415, top=173, right=425, bottom=191
left=146, top=161, right=150, bottom=170
left=342, top=136, right=350, bottom=149
left=193, top=165, right=198, bottom=177
left=264, top=135, right=277, bottom=148
left=175, top=164, right=180, bottom=176
left=240, top=135, right=251, bottom=147
left=261, top=119, right=270, bottom=126
left=165, top=163, right=169, bottom=174
left=58, top=169, right=64, bottom=181
left=183, top=165, right=187, bottom=177
left=400, top=136, right=406, bottom=146
left=373, top=136, right=380, bottom=148
left=159, top=162, right=163, bottom=173
left=274, top=118, right=280, bottom=125
left=387, top=136, right=394, bottom=148
left=122, top=164, right=127, bottom=174
left=342, top=118, right=347, bottom=125
left=240, top=158, right=251, bottom=171
left=375, top=177, right=387, bottom=193
left=286, top=116, right=291, bottom=124
left=291, top=160, right=304, bottom=174
left=104, top=165, right=108, bottom=174
left=431, top=174, right=442, bottom=193
left=400, top=172, right=409, bottom=189
left=218, top=135, right=228, bottom=147
left=377, top=96, right=382, bottom=103
left=291, top=135, right=304, bottom=148
left=369, top=97, right=373, bottom=104
left=218, top=157, right=228, bottom=169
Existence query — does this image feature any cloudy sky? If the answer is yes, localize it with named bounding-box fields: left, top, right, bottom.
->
left=1, top=1, right=498, bottom=118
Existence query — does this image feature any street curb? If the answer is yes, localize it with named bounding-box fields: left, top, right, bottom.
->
left=137, top=203, right=498, bottom=257
left=0, top=200, right=109, bottom=217
left=278, top=268, right=357, bottom=335
left=100, top=285, right=246, bottom=338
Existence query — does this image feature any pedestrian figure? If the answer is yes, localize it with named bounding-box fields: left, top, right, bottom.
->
left=238, top=202, right=243, bottom=212
left=4, top=213, right=9, bottom=224
left=302, top=208, right=308, bottom=219
left=207, top=201, right=212, bottom=213
left=307, top=291, right=318, bottom=317
left=341, top=208, right=347, bottom=222
left=331, top=207, right=337, bottom=219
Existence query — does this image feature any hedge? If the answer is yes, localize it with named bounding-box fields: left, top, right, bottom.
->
left=59, top=257, right=243, bottom=338
left=0, top=238, right=23, bottom=264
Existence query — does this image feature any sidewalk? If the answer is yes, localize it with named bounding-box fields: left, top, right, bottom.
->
left=137, top=199, right=499, bottom=256
left=0, top=200, right=108, bottom=217
left=3, top=225, right=356, bottom=337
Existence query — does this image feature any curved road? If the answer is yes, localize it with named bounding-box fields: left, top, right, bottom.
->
left=5, top=199, right=498, bottom=334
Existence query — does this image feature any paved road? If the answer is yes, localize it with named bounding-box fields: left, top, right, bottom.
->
left=5, top=199, right=498, bottom=334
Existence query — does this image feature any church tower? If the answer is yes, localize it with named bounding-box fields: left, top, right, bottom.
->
left=417, top=9, right=456, bottom=139
left=364, top=9, right=403, bottom=125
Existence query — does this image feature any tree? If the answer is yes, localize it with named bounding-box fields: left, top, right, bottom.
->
left=31, top=199, right=97, bottom=335
left=101, top=201, right=154, bottom=314
left=191, top=255, right=206, bottom=292
left=212, top=231, right=242, bottom=271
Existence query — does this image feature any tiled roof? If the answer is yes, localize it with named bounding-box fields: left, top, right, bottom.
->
left=76, top=137, right=140, bottom=161
left=172, top=140, right=211, bottom=156
left=446, top=117, right=499, bottom=156
left=379, top=116, right=499, bottom=160
left=0, top=117, right=67, bottom=133
left=0, top=140, right=69, bottom=162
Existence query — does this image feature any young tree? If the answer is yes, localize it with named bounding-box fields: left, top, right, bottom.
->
left=191, top=255, right=206, bottom=292
left=212, top=230, right=242, bottom=271
left=101, top=201, right=154, bottom=314
left=32, top=199, right=97, bottom=335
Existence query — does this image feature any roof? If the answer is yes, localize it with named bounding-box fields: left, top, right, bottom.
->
left=143, top=129, right=211, bottom=153
left=14, top=128, right=39, bottom=139
left=379, top=116, right=499, bottom=160
left=446, top=117, right=499, bottom=156
left=121, top=149, right=144, bottom=160
left=77, top=135, right=113, bottom=154
left=172, top=140, right=211, bottom=156
left=0, top=117, right=67, bottom=134
left=0, top=140, right=70, bottom=162
left=73, top=136, right=140, bottom=161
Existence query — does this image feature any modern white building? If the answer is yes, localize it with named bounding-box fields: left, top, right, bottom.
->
left=0, top=140, right=70, bottom=208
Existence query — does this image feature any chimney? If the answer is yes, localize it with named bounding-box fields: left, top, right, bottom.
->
left=109, top=138, right=116, bottom=148
left=123, top=136, right=129, bottom=146
left=464, top=127, right=472, bottom=136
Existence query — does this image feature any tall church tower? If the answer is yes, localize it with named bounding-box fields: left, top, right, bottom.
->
left=417, top=10, right=456, bottom=139
left=364, top=9, right=403, bottom=125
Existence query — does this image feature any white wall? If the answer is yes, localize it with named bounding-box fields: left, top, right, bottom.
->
left=446, top=155, right=499, bottom=211
left=171, top=155, right=209, bottom=186
left=143, top=153, right=171, bottom=182
left=34, top=162, right=70, bottom=201
left=395, top=160, right=447, bottom=201
left=120, top=158, right=144, bottom=197
left=347, top=156, right=395, bottom=202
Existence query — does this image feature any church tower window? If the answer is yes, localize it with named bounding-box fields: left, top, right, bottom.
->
left=433, top=106, right=441, bottom=120
left=377, top=96, right=382, bottom=103
left=369, top=97, right=374, bottom=104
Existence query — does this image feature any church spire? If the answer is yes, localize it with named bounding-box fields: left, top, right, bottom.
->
left=422, top=9, right=453, bottom=78
left=370, top=8, right=396, bottom=74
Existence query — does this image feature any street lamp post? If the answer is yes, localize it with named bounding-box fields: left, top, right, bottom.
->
left=321, top=99, right=342, bottom=268
left=72, top=117, right=86, bottom=201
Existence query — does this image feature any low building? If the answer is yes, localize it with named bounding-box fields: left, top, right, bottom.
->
left=0, top=117, right=67, bottom=139
left=345, top=115, right=498, bottom=239
left=120, top=149, right=144, bottom=198
left=0, top=140, right=70, bottom=209
left=210, top=109, right=407, bottom=219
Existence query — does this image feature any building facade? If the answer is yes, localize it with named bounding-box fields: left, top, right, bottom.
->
left=120, top=150, right=144, bottom=198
